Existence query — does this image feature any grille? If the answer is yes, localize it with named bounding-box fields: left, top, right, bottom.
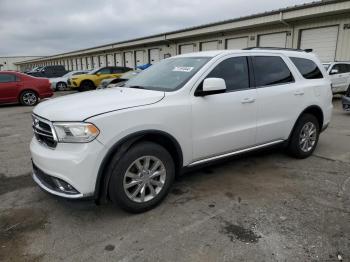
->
left=32, top=115, right=57, bottom=148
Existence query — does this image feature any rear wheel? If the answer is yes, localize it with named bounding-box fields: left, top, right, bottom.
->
left=56, top=82, right=67, bottom=91
left=79, top=81, right=95, bottom=92
left=287, top=114, right=320, bottom=159
left=20, top=90, right=38, bottom=106
left=108, top=142, right=175, bottom=213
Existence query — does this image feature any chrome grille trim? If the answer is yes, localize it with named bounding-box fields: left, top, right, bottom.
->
left=32, top=114, right=58, bottom=149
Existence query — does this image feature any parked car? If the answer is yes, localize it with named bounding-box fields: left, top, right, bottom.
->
left=50, top=70, right=90, bottom=91
left=30, top=49, right=332, bottom=213
left=323, top=62, right=350, bottom=94
left=25, top=66, right=43, bottom=74
left=0, top=71, right=52, bottom=106
left=342, top=88, right=350, bottom=112
left=68, top=66, right=132, bottom=92
left=97, top=70, right=142, bottom=89
left=27, top=65, right=68, bottom=78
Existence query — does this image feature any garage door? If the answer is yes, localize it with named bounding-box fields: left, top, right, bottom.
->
left=179, top=44, right=195, bottom=54
left=107, top=54, right=114, bottom=66
left=124, top=52, right=134, bottom=68
left=115, top=53, right=122, bottom=66
left=93, top=56, right=99, bottom=69
left=149, top=49, right=160, bottom=63
left=99, top=55, right=106, bottom=67
left=82, top=57, right=87, bottom=70
left=86, top=57, right=92, bottom=69
left=77, top=58, right=82, bottom=70
left=300, top=26, right=338, bottom=62
left=258, top=32, right=287, bottom=48
left=135, top=50, right=146, bottom=66
left=200, top=41, right=219, bottom=51
left=226, top=37, right=248, bottom=49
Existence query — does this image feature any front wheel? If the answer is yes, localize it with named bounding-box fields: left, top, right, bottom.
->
left=20, top=90, right=38, bottom=106
left=56, top=82, right=67, bottom=91
left=108, top=142, right=175, bottom=213
left=286, top=114, right=320, bottom=159
left=79, top=81, right=95, bottom=92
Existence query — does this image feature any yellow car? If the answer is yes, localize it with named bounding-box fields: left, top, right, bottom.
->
left=68, top=66, right=132, bottom=91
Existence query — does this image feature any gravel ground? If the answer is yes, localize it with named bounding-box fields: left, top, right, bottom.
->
left=0, top=92, right=349, bottom=262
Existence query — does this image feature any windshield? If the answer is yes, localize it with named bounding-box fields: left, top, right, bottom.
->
left=124, top=57, right=210, bottom=91
left=323, top=64, right=330, bottom=70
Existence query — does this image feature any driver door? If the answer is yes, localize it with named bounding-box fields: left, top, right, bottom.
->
left=191, top=56, right=257, bottom=161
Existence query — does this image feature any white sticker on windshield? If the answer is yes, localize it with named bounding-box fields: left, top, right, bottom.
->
left=172, top=66, right=194, bottom=72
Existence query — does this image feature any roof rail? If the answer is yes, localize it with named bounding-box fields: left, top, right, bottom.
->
left=243, top=47, right=313, bottom=52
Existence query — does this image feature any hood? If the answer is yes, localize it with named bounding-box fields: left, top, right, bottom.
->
left=33, top=87, right=165, bottom=121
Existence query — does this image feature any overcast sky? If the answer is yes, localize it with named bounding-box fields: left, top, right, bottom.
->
left=0, top=0, right=314, bottom=56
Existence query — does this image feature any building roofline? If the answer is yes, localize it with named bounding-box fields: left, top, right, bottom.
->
left=15, top=0, right=350, bottom=64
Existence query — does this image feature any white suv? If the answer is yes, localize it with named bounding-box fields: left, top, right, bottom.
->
left=30, top=49, right=333, bottom=213
left=323, top=62, right=350, bottom=94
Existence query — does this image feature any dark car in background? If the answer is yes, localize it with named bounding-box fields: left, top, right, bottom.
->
left=27, top=65, right=68, bottom=78
left=0, top=71, right=53, bottom=106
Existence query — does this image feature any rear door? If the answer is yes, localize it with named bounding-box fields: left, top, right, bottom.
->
left=191, top=56, right=257, bottom=161
left=251, top=55, right=302, bottom=144
left=0, top=73, right=20, bottom=103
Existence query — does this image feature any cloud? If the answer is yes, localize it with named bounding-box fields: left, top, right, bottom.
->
left=0, top=0, right=314, bottom=56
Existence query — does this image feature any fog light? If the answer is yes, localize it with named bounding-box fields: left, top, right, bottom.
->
left=52, top=178, right=79, bottom=194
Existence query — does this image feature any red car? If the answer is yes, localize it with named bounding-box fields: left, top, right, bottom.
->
left=0, top=71, right=53, bottom=106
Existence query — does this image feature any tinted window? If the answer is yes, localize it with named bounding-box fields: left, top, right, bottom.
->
left=252, top=56, right=294, bottom=87
left=97, top=68, right=111, bottom=74
left=206, top=57, right=249, bottom=92
left=0, top=74, right=16, bottom=83
left=111, top=67, right=126, bottom=74
left=290, top=57, right=323, bottom=79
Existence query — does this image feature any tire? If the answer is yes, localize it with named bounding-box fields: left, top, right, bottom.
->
left=287, top=114, right=320, bottom=159
left=346, top=85, right=350, bottom=96
left=108, top=142, right=175, bottom=213
left=79, top=81, right=95, bottom=92
left=56, top=82, right=67, bottom=91
left=19, top=90, right=39, bottom=106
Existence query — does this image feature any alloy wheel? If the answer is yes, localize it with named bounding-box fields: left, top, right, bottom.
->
left=22, top=92, right=37, bottom=106
left=299, top=122, right=317, bottom=153
left=123, top=156, right=166, bottom=203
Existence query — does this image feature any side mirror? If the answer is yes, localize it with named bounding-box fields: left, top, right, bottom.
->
left=195, top=78, right=226, bottom=96
left=96, top=72, right=101, bottom=76
left=330, top=69, right=339, bottom=75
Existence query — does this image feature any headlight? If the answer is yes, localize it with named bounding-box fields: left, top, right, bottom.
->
left=53, top=122, right=99, bottom=143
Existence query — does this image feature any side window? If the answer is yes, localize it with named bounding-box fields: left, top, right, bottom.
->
left=111, top=67, right=124, bottom=74
left=97, top=68, right=111, bottom=74
left=290, top=57, right=323, bottom=79
left=252, top=56, right=294, bottom=87
left=0, top=74, right=16, bottom=83
left=330, top=64, right=348, bottom=74
left=206, top=56, right=249, bottom=92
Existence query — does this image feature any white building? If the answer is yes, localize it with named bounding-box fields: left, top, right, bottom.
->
left=15, top=0, right=350, bottom=71
left=0, top=56, right=43, bottom=71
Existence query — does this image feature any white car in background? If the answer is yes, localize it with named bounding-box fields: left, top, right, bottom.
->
left=323, top=62, right=350, bottom=94
left=50, top=70, right=90, bottom=91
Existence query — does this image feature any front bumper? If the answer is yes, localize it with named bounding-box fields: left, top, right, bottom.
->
left=30, top=136, right=106, bottom=198
left=342, top=95, right=350, bottom=111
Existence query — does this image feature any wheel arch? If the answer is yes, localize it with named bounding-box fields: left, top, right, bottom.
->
left=18, top=88, right=39, bottom=102
left=288, top=105, right=324, bottom=141
left=94, top=130, right=183, bottom=202
left=80, top=79, right=96, bottom=87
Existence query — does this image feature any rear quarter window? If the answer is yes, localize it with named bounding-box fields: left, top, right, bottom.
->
left=290, top=57, right=323, bottom=79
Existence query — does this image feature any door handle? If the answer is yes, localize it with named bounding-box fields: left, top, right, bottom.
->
left=241, top=97, right=256, bottom=104
left=294, top=90, right=305, bottom=96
